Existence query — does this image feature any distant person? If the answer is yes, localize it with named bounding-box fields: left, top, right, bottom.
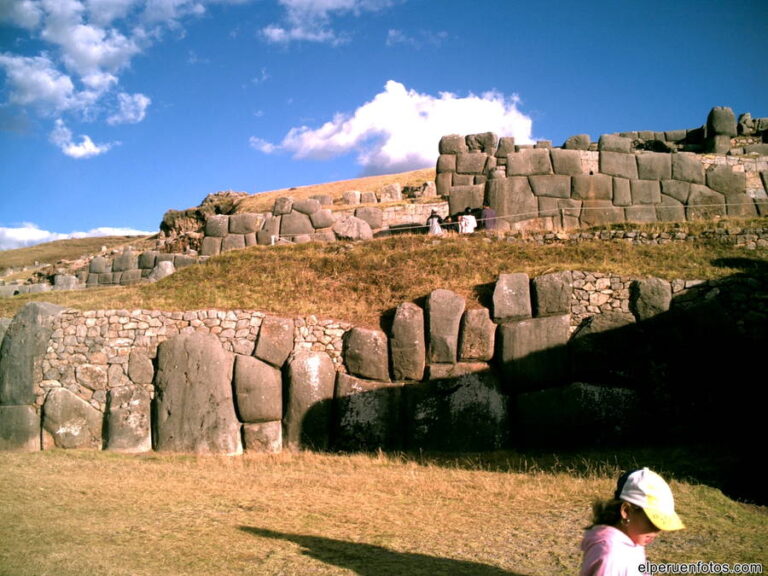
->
left=481, top=204, right=497, bottom=230
left=426, top=210, right=444, bottom=235
left=580, top=467, right=684, bottom=576
left=458, top=207, right=477, bottom=234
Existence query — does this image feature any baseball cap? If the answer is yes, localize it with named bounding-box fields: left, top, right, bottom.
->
left=614, top=467, right=685, bottom=531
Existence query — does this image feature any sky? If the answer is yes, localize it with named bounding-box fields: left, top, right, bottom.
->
left=0, top=0, right=766, bottom=250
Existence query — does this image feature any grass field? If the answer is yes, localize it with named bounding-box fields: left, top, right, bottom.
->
left=1, top=448, right=765, bottom=576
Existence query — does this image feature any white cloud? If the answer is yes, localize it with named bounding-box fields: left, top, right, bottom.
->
left=50, top=118, right=115, bottom=158
left=0, top=222, right=154, bottom=251
left=0, top=54, right=77, bottom=112
left=252, top=80, right=534, bottom=174
left=386, top=28, right=448, bottom=49
left=0, top=0, right=44, bottom=29
left=107, top=92, right=151, bottom=124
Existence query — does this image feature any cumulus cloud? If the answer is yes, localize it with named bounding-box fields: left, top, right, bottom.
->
left=0, top=222, right=154, bottom=251
left=49, top=118, right=115, bottom=158
left=386, top=28, right=448, bottom=49
left=262, top=0, right=392, bottom=45
left=107, top=92, right=151, bottom=124
left=251, top=80, right=534, bottom=174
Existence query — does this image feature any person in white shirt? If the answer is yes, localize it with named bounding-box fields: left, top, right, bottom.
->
left=458, top=207, right=477, bottom=234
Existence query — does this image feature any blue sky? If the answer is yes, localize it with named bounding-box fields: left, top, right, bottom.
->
left=1, top=0, right=766, bottom=250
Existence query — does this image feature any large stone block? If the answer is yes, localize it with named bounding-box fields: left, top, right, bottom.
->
left=427, top=289, right=466, bottom=364
left=612, top=178, right=632, bottom=206
left=354, top=207, right=384, bottom=230
left=630, top=278, right=672, bottom=321
left=563, top=134, right=591, bottom=150
left=706, top=165, right=746, bottom=197
left=200, top=236, right=222, bottom=256
left=310, top=209, right=335, bottom=229
left=243, top=421, right=282, bottom=453
left=686, top=185, right=726, bottom=220
left=112, top=249, right=138, bottom=272
left=661, top=180, right=691, bottom=203
left=437, top=154, right=456, bottom=172
left=571, top=174, right=613, bottom=201
left=42, top=388, right=103, bottom=450
left=707, top=106, right=737, bottom=137
left=726, top=194, right=758, bottom=218
left=138, top=251, right=157, bottom=269
left=459, top=308, right=496, bottom=362
left=0, top=302, right=64, bottom=406
left=106, top=385, right=151, bottom=453
left=456, top=152, right=488, bottom=174
left=600, top=151, right=638, bottom=180
left=532, top=271, right=573, bottom=317
left=529, top=175, right=571, bottom=198
left=0, top=405, right=40, bottom=451
left=636, top=152, right=672, bottom=180
left=579, top=200, right=625, bottom=227
left=293, top=199, right=321, bottom=215
left=439, top=134, right=468, bottom=154
left=496, top=137, right=516, bottom=157
left=625, top=205, right=658, bottom=223
left=344, top=327, right=390, bottom=382
left=233, top=355, right=282, bottom=423
left=486, top=177, right=538, bottom=224
left=436, top=172, right=453, bottom=197
left=671, top=153, right=705, bottom=184
left=493, top=273, right=531, bottom=321
left=255, top=316, right=294, bottom=367
left=332, top=215, right=373, bottom=241
left=656, top=195, right=686, bottom=222
left=448, top=185, right=484, bottom=216
left=466, top=132, right=498, bottom=154
left=280, top=211, right=314, bottom=238
left=119, top=269, right=142, bottom=285
left=153, top=333, right=241, bottom=455
left=630, top=179, right=661, bottom=205
left=497, top=315, right=570, bottom=390
left=598, top=134, right=633, bottom=153
left=273, top=197, right=293, bottom=215
left=128, top=350, right=154, bottom=385
left=550, top=149, right=584, bottom=175
left=229, top=213, right=264, bottom=234
left=89, top=256, right=110, bottom=274
left=379, top=183, right=402, bottom=202
left=205, top=215, right=230, bottom=237
left=284, top=351, right=336, bottom=451
left=390, top=302, right=425, bottom=382
left=506, top=149, right=552, bottom=176
left=148, top=260, right=176, bottom=282
left=334, top=373, right=402, bottom=451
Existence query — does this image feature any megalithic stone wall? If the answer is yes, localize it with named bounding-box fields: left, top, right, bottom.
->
left=1, top=265, right=764, bottom=455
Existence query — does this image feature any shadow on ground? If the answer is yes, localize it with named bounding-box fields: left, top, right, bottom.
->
left=239, top=526, right=530, bottom=576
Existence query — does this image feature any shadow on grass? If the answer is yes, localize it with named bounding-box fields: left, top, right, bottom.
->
left=239, top=527, right=529, bottom=576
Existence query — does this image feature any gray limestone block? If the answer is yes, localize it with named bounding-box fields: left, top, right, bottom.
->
left=665, top=130, right=687, bottom=142
left=571, top=174, right=613, bottom=201
left=128, top=350, right=154, bottom=385
left=744, top=143, right=768, bottom=155
left=496, top=137, right=516, bottom=157
left=354, top=207, right=384, bottom=230
left=89, top=255, right=111, bottom=274
left=138, top=251, right=158, bottom=269
left=558, top=198, right=583, bottom=229
left=671, top=152, right=705, bottom=184
left=106, top=385, right=152, bottom=453
left=200, top=236, right=222, bottom=256
left=273, top=197, right=294, bottom=215
left=630, top=180, right=661, bottom=205
left=706, top=134, right=733, bottom=154
left=726, top=194, right=758, bottom=218
left=42, top=388, right=103, bottom=450
left=404, top=367, right=508, bottom=451
left=661, top=180, right=691, bottom=204
left=439, top=134, right=468, bottom=154
left=342, top=190, right=361, bottom=205
left=280, top=211, right=314, bottom=238
left=458, top=308, right=496, bottom=362
left=173, top=255, right=197, bottom=269
left=0, top=302, right=64, bottom=406
left=53, top=274, right=80, bottom=290
left=360, top=191, right=378, bottom=204
left=598, top=134, right=633, bottom=153
left=156, top=254, right=174, bottom=263
left=119, top=269, right=142, bottom=285
left=466, top=132, right=499, bottom=154
left=456, top=152, right=488, bottom=174
left=656, top=195, right=686, bottom=222
left=486, top=177, right=538, bottom=223
left=600, top=151, right=638, bottom=180
left=550, top=149, right=584, bottom=175
left=497, top=314, right=571, bottom=390
left=453, top=174, right=474, bottom=186
left=630, top=278, right=672, bottom=321
left=516, top=383, right=642, bottom=447
left=255, top=316, right=294, bottom=368
left=686, top=185, right=726, bottom=220
left=332, top=215, right=373, bottom=241
left=312, top=230, right=337, bottom=243
left=436, top=172, right=453, bottom=197
left=638, top=131, right=655, bottom=141
left=221, top=234, right=246, bottom=253
left=529, top=175, right=571, bottom=198
left=532, top=271, right=573, bottom=318
left=707, top=106, right=737, bottom=137
left=112, top=249, right=138, bottom=272
left=427, top=289, right=466, bottom=364
left=563, top=134, right=591, bottom=150
left=229, top=213, right=264, bottom=234
left=390, top=302, right=425, bottom=382
left=579, top=200, right=626, bottom=227
left=448, top=185, right=485, bottom=215
left=379, top=183, right=402, bottom=202
left=310, top=194, right=333, bottom=206
left=233, top=355, right=282, bottom=423
left=257, top=217, right=282, bottom=245
left=148, top=260, right=176, bottom=282
left=293, top=198, right=321, bottom=215
left=0, top=405, right=40, bottom=451
left=706, top=165, right=747, bottom=196
left=420, top=181, right=437, bottom=198
left=243, top=421, right=282, bottom=453
left=625, top=205, right=658, bottom=223
left=334, top=372, right=403, bottom=452
left=636, top=152, right=672, bottom=180
left=493, top=273, right=531, bottom=321
left=154, top=332, right=241, bottom=455
left=310, top=209, right=335, bottom=229
left=205, top=215, right=230, bottom=237
left=344, top=327, right=390, bottom=382
left=437, top=154, right=456, bottom=172
left=283, top=351, right=336, bottom=451
left=506, top=149, right=553, bottom=176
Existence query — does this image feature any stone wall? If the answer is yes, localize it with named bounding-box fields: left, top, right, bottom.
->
left=2, top=266, right=764, bottom=454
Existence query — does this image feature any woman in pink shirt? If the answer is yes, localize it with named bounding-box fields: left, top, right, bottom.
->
left=580, top=467, right=685, bottom=576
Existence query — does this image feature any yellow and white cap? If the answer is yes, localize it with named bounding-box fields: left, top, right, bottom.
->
left=615, top=467, right=685, bottom=531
